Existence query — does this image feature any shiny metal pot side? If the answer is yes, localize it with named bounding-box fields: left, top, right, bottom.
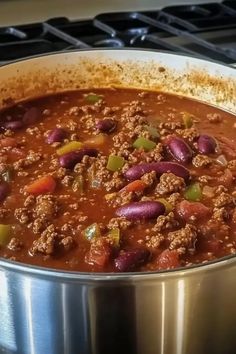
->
left=0, top=49, right=236, bottom=354
left=1, top=257, right=236, bottom=354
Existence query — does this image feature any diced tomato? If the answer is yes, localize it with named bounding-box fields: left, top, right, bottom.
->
left=217, top=136, right=236, bottom=158
left=121, top=180, right=146, bottom=193
left=177, top=200, right=211, bottom=222
left=26, top=175, right=56, bottom=195
left=206, top=239, right=222, bottom=254
left=86, top=239, right=111, bottom=267
left=0, top=137, right=17, bottom=148
left=218, top=169, right=233, bottom=188
left=157, top=249, right=180, bottom=270
left=10, top=148, right=26, bottom=158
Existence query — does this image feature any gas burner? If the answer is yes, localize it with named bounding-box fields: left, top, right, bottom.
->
left=0, top=1, right=235, bottom=65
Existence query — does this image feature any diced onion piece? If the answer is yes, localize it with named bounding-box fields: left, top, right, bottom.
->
left=202, top=185, right=215, bottom=198
left=72, top=175, right=84, bottom=194
left=84, top=134, right=106, bottom=147
left=0, top=224, right=11, bottom=246
left=26, top=175, right=56, bottom=195
left=91, top=178, right=102, bottom=189
left=182, top=112, right=193, bottom=128
left=144, top=125, right=160, bottom=139
left=83, top=223, right=101, bottom=241
left=105, top=193, right=116, bottom=201
left=1, top=169, right=12, bottom=182
left=106, top=155, right=125, bottom=172
left=86, top=94, right=102, bottom=104
left=156, top=198, right=173, bottom=213
left=88, top=165, right=102, bottom=189
left=56, top=141, right=83, bottom=156
left=216, top=154, right=228, bottom=166
left=184, top=183, right=202, bottom=202
left=133, top=137, right=156, bottom=151
left=107, top=228, right=120, bottom=247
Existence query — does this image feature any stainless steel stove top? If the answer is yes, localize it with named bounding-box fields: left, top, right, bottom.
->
left=0, top=0, right=236, bottom=66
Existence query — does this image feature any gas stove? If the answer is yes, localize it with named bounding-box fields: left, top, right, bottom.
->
left=0, top=0, right=236, bottom=66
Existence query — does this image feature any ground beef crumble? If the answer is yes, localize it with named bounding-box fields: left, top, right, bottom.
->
left=192, top=154, right=212, bottom=168
left=33, top=195, right=59, bottom=220
left=152, top=212, right=179, bottom=233
left=213, top=192, right=234, bottom=208
left=15, top=207, right=30, bottom=224
left=228, top=160, right=236, bottom=170
left=145, top=233, right=164, bottom=250
left=104, top=172, right=125, bottom=192
left=212, top=207, right=229, bottom=222
left=107, top=217, right=132, bottom=231
left=59, top=236, right=74, bottom=251
left=105, top=190, right=133, bottom=208
left=141, top=171, right=156, bottom=187
left=7, top=237, right=23, bottom=251
left=167, top=224, right=197, bottom=254
left=30, top=225, right=57, bottom=256
left=13, top=150, right=42, bottom=171
left=207, top=113, right=222, bottom=123
left=176, top=128, right=199, bottom=142
left=156, top=173, right=185, bottom=195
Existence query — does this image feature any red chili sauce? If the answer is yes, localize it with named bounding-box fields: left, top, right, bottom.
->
left=0, top=88, right=235, bottom=272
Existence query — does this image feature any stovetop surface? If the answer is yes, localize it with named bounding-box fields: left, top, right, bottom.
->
left=0, top=0, right=236, bottom=65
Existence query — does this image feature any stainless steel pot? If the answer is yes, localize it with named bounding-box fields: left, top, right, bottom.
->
left=0, top=49, right=236, bottom=354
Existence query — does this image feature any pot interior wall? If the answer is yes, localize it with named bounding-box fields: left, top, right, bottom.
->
left=0, top=49, right=235, bottom=113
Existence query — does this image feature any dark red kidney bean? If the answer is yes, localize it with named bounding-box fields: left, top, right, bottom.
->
left=116, top=201, right=165, bottom=220
left=23, top=107, right=41, bottom=125
left=2, top=121, right=24, bottom=130
left=114, top=249, right=150, bottom=272
left=47, top=128, right=67, bottom=144
left=124, top=161, right=190, bottom=181
left=59, top=148, right=98, bottom=169
left=167, top=136, right=192, bottom=163
left=197, top=134, right=216, bottom=154
left=96, top=119, right=117, bottom=133
left=0, top=182, right=10, bottom=203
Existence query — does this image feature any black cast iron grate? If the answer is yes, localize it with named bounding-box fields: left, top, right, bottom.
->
left=0, top=0, right=235, bottom=65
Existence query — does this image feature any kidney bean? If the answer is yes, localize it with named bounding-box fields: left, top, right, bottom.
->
left=47, top=128, right=67, bottom=144
left=116, top=201, right=165, bottom=220
left=23, top=107, right=41, bottom=125
left=197, top=134, right=216, bottom=154
left=96, top=119, right=117, bottom=133
left=114, top=249, right=150, bottom=272
left=167, top=136, right=192, bottom=163
left=2, top=120, right=24, bottom=130
left=177, top=200, right=211, bottom=222
left=0, top=182, right=10, bottom=203
left=124, top=161, right=190, bottom=181
left=59, top=148, right=98, bottom=169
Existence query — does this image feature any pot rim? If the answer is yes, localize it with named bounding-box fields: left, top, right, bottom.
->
left=0, top=46, right=234, bottom=70
left=0, top=47, right=236, bottom=281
